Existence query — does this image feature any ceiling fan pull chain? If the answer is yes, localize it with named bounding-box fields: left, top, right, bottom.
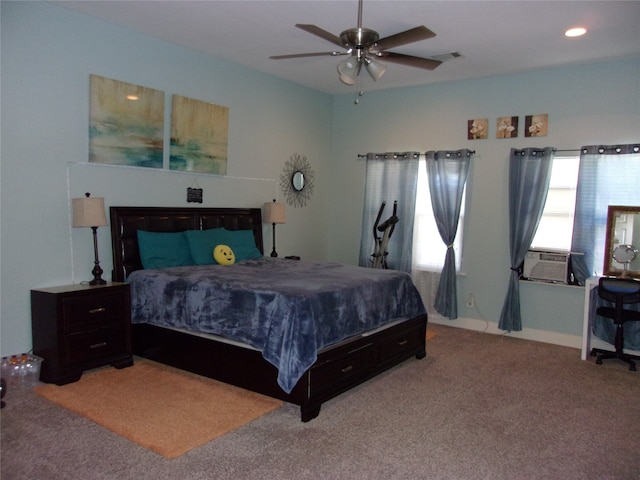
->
left=354, top=73, right=365, bottom=104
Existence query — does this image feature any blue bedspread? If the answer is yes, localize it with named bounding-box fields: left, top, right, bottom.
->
left=128, top=257, right=426, bottom=393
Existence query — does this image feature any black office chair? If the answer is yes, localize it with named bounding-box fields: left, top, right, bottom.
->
left=591, top=277, right=640, bottom=371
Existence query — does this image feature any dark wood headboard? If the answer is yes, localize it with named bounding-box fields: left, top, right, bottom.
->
left=109, top=206, right=263, bottom=282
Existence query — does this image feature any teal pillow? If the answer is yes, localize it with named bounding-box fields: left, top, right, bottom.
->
left=223, top=229, right=263, bottom=261
left=185, top=228, right=227, bottom=265
left=137, top=231, right=194, bottom=269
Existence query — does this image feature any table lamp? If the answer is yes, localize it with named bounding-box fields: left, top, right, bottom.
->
left=72, top=192, right=108, bottom=285
left=263, top=199, right=286, bottom=257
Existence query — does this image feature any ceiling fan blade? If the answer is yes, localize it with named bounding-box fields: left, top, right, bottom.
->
left=296, top=24, right=344, bottom=48
left=270, top=51, right=348, bottom=60
left=376, top=26, right=436, bottom=50
left=376, top=52, right=442, bottom=70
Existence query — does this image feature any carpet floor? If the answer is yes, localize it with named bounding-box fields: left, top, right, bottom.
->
left=3, top=324, right=640, bottom=479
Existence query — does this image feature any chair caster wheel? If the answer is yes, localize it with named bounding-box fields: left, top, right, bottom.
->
left=596, top=358, right=603, bottom=365
left=630, top=364, right=637, bottom=372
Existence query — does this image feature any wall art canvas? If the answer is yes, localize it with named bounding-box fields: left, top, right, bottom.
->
left=170, top=95, right=229, bottom=175
left=467, top=118, right=488, bottom=139
left=525, top=114, right=548, bottom=137
left=89, top=75, right=164, bottom=168
left=496, top=116, right=518, bottom=138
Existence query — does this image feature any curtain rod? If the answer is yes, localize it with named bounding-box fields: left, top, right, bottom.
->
left=357, top=150, right=475, bottom=159
left=357, top=148, right=578, bottom=157
left=357, top=149, right=578, bottom=156
left=359, top=146, right=637, bottom=158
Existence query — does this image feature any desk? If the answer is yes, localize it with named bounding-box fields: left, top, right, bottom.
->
left=581, top=276, right=640, bottom=360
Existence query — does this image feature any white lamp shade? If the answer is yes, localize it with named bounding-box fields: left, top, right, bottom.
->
left=337, top=58, right=359, bottom=85
left=263, top=201, right=286, bottom=224
left=72, top=196, right=107, bottom=227
left=365, top=58, right=387, bottom=81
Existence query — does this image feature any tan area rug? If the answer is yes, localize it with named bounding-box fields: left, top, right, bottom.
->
left=34, top=358, right=283, bottom=458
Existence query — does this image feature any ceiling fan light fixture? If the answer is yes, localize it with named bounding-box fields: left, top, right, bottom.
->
left=364, top=57, right=387, bottom=81
left=337, top=57, right=359, bottom=85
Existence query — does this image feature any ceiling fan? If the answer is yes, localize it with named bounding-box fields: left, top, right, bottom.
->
left=270, top=0, right=442, bottom=86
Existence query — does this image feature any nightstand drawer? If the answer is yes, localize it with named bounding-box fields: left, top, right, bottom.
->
left=65, top=326, right=126, bottom=365
left=62, top=292, right=126, bottom=332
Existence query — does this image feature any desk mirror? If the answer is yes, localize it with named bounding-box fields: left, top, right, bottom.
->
left=603, top=205, right=640, bottom=278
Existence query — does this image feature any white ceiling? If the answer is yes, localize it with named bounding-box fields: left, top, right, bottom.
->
left=53, top=0, right=640, bottom=95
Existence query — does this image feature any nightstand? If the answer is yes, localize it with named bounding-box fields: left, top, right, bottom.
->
left=31, top=282, right=133, bottom=385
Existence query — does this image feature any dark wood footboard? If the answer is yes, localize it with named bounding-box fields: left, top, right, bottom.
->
left=132, top=313, right=427, bottom=421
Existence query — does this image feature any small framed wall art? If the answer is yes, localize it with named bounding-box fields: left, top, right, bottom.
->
left=496, top=116, right=518, bottom=139
left=524, top=114, right=548, bottom=137
left=467, top=118, right=488, bottom=140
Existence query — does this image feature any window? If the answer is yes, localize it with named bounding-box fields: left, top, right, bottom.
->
left=412, top=158, right=465, bottom=272
left=530, top=154, right=579, bottom=251
left=358, top=153, right=421, bottom=273
left=571, top=146, right=640, bottom=282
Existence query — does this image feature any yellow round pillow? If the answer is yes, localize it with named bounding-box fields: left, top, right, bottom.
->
left=213, top=244, right=235, bottom=265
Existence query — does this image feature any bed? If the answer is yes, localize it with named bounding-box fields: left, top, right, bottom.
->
left=110, top=206, right=428, bottom=421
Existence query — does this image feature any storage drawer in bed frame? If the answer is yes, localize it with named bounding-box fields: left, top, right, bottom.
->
left=309, top=342, right=376, bottom=398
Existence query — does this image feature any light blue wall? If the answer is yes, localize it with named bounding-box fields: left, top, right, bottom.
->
left=1, top=2, right=333, bottom=355
left=328, top=57, right=640, bottom=339
left=2, top=1, right=639, bottom=355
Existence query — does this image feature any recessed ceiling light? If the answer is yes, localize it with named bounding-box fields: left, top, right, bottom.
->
left=565, top=27, right=587, bottom=37
left=126, top=94, right=139, bottom=101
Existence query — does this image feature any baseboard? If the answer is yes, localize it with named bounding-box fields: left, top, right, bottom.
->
left=428, top=315, right=583, bottom=350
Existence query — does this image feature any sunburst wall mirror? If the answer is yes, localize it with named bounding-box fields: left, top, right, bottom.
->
left=279, top=154, right=315, bottom=208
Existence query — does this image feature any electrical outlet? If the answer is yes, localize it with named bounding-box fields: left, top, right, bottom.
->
left=466, top=294, right=475, bottom=308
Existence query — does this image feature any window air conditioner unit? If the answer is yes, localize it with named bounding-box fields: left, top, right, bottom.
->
left=522, top=249, right=570, bottom=284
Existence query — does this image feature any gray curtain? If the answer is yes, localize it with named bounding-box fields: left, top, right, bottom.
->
left=570, top=144, right=640, bottom=284
left=499, top=147, right=554, bottom=332
left=425, top=149, right=472, bottom=319
left=359, top=152, right=420, bottom=272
